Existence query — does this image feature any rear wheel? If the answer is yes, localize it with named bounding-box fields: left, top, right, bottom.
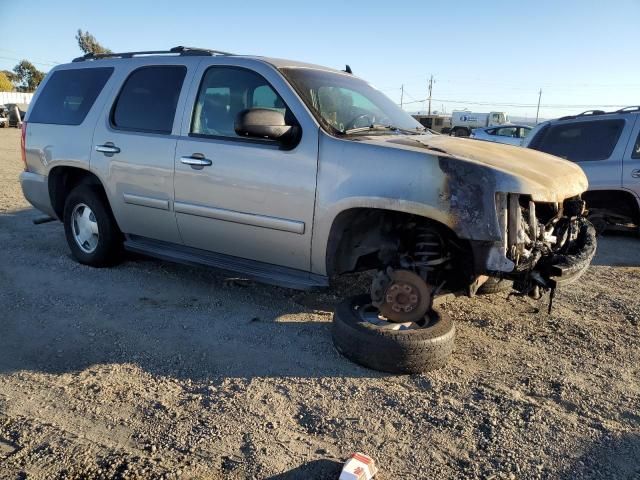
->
left=63, top=185, right=123, bottom=267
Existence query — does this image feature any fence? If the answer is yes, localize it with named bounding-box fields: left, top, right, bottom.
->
left=0, top=92, right=34, bottom=106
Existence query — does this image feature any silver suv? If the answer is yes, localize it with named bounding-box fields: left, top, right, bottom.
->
left=523, top=108, right=640, bottom=234
left=19, top=47, right=596, bottom=372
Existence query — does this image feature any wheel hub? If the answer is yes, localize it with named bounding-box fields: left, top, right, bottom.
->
left=71, top=203, right=99, bottom=254
left=371, top=269, right=432, bottom=323
left=385, top=283, right=419, bottom=314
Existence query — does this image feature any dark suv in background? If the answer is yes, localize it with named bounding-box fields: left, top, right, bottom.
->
left=524, top=107, right=640, bottom=234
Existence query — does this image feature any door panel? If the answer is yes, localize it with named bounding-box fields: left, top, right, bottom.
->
left=622, top=115, right=640, bottom=200
left=91, top=61, right=195, bottom=244
left=174, top=62, right=318, bottom=271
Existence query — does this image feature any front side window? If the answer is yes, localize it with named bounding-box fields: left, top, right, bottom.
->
left=633, top=131, right=640, bottom=159
left=29, top=67, right=113, bottom=125
left=280, top=67, right=423, bottom=135
left=111, top=66, right=186, bottom=134
left=191, top=67, right=292, bottom=138
left=534, top=119, right=624, bottom=162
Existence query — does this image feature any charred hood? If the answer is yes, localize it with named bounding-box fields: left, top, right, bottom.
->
left=361, top=134, right=588, bottom=203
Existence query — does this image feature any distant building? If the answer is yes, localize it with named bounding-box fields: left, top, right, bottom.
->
left=412, top=114, right=452, bottom=134
left=0, top=92, right=34, bottom=106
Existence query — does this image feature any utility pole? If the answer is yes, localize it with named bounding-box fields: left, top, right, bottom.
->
left=535, top=88, right=542, bottom=124
left=400, top=84, right=404, bottom=109
left=427, top=75, right=434, bottom=115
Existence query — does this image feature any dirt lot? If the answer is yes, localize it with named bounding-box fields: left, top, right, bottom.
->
left=0, top=127, right=639, bottom=479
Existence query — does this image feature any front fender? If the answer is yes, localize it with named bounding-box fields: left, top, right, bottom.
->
left=311, top=197, right=457, bottom=275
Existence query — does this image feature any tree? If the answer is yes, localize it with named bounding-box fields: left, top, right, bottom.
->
left=1, top=70, right=17, bottom=85
left=76, top=29, right=111, bottom=55
left=0, top=72, right=13, bottom=92
left=12, top=60, right=44, bottom=92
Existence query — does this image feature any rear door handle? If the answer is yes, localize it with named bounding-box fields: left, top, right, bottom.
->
left=95, top=143, right=120, bottom=155
left=180, top=153, right=212, bottom=168
left=632, top=169, right=640, bottom=178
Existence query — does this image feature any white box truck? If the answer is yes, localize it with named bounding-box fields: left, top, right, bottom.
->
left=451, top=111, right=509, bottom=136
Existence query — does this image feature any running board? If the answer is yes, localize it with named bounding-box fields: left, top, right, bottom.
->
left=124, top=235, right=328, bottom=290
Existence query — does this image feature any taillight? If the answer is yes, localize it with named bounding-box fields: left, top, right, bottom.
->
left=20, top=121, right=27, bottom=171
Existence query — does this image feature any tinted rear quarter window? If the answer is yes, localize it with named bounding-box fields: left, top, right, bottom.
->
left=29, top=68, right=113, bottom=125
left=111, top=66, right=186, bottom=134
left=633, top=130, right=640, bottom=159
left=534, top=119, right=624, bottom=162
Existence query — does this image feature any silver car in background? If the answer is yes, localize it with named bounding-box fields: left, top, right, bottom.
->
left=470, top=124, right=532, bottom=146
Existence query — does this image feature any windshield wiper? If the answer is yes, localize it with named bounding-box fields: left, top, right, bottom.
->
left=342, top=124, right=426, bottom=135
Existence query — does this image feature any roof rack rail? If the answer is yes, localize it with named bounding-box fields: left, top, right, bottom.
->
left=558, top=109, right=606, bottom=121
left=72, top=46, right=233, bottom=63
left=578, top=110, right=606, bottom=116
left=615, top=106, right=640, bottom=114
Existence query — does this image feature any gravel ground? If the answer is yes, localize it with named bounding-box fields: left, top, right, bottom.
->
left=0, top=128, right=639, bottom=479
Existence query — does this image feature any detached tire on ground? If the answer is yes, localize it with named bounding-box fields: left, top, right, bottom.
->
left=477, top=277, right=514, bottom=295
left=63, top=185, right=123, bottom=267
left=332, top=295, right=455, bottom=374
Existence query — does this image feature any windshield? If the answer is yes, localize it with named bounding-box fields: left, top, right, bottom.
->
left=280, top=67, right=424, bottom=135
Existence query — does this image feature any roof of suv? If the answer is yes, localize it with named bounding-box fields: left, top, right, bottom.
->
left=70, top=45, right=347, bottom=75
left=554, top=106, right=640, bottom=123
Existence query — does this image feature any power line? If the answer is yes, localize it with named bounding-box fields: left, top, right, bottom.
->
left=0, top=49, right=60, bottom=65
left=381, top=74, right=640, bottom=94
left=0, top=55, right=58, bottom=67
left=398, top=96, right=631, bottom=109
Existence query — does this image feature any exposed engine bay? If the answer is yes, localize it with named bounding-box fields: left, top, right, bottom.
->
left=495, top=193, right=597, bottom=300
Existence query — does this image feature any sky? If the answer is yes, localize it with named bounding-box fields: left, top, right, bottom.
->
left=1, top=0, right=639, bottom=119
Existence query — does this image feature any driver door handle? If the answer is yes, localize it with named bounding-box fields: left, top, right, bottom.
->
left=180, top=153, right=212, bottom=168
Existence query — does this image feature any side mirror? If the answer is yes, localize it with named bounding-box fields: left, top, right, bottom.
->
left=234, top=108, right=296, bottom=142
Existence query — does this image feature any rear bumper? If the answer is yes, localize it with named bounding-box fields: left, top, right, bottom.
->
left=19, top=171, right=56, bottom=218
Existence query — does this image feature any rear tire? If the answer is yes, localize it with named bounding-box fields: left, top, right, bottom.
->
left=332, top=295, right=455, bottom=374
left=63, top=185, right=123, bottom=267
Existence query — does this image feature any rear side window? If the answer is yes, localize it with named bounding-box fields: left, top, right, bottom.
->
left=111, top=66, right=186, bottom=134
left=533, top=119, right=624, bottom=162
left=633, top=131, right=640, bottom=159
left=29, top=68, right=113, bottom=125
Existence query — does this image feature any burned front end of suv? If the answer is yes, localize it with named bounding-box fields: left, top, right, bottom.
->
left=485, top=193, right=597, bottom=298
left=431, top=140, right=597, bottom=302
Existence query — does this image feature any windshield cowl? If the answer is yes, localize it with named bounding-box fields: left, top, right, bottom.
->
left=341, top=124, right=426, bottom=136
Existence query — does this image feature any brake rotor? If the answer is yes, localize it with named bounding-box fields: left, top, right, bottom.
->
left=371, top=269, right=432, bottom=323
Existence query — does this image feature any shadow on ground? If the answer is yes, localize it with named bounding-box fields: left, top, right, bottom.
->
left=560, top=433, right=640, bottom=479
left=265, top=459, right=343, bottom=479
left=591, top=232, right=640, bottom=267
left=0, top=208, right=382, bottom=380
